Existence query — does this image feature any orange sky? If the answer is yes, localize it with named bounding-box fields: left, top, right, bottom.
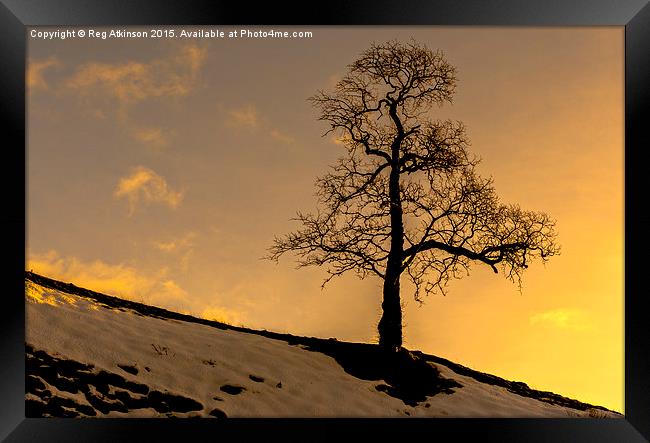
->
left=27, top=26, right=624, bottom=413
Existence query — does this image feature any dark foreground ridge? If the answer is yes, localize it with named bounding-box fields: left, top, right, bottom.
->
left=25, top=271, right=621, bottom=414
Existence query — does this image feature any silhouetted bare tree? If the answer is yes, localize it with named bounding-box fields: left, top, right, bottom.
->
left=269, top=40, right=559, bottom=353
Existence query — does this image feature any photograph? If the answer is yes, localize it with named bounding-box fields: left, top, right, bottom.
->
left=24, top=25, right=624, bottom=419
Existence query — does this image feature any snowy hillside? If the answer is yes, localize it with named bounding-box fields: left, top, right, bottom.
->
left=25, top=272, right=621, bottom=418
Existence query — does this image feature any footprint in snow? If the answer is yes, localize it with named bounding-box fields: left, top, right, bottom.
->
left=117, top=364, right=138, bottom=375
left=220, top=384, right=246, bottom=395
left=209, top=408, right=227, bottom=418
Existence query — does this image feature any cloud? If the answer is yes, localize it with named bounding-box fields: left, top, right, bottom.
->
left=160, top=279, right=189, bottom=300
left=27, top=57, right=60, bottom=91
left=226, top=104, right=259, bottom=128
left=269, top=129, right=295, bottom=145
left=155, top=241, right=180, bottom=253
left=27, top=250, right=188, bottom=310
left=66, top=44, right=207, bottom=105
left=154, top=231, right=196, bottom=252
left=530, top=308, right=593, bottom=331
left=153, top=232, right=196, bottom=271
left=224, top=104, right=297, bottom=146
left=177, top=44, right=207, bottom=73
left=326, top=72, right=342, bottom=89
left=331, top=135, right=348, bottom=146
left=114, top=166, right=183, bottom=215
left=200, top=305, right=243, bottom=325
left=132, top=126, right=171, bottom=148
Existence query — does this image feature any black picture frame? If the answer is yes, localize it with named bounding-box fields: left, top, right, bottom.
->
left=1, top=1, right=648, bottom=441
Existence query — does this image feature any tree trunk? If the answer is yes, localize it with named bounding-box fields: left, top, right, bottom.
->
left=378, top=266, right=402, bottom=351
left=378, top=125, right=404, bottom=353
left=378, top=199, right=404, bottom=351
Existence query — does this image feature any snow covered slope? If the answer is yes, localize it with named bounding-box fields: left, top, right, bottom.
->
left=25, top=273, right=621, bottom=418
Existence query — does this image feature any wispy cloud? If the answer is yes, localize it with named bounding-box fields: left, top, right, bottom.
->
left=530, top=308, right=593, bottom=331
left=27, top=57, right=60, bottom=92
left=331, top=135, right=349, bottom=146
left=177, top=44, right=207, bottom=73
left=132, top=126, right=171, bottom=149
left=160, top=279, right=189, bottom=301
left=66, top=44, right=207, bottom=105
left=114, top=166, right=183, bottom=215
left=226, top=104, right=259, bottom=128
left=154, top=231, right=196, bottom=252
left=153, top=231, right=196, bottom=271
left=326, top=72, right=342, bottom=89
left=225, top=104, right=296, bottom=145
left=200, top=305, right=243, bottom=325
left=270, top=129, right=295, bottom=145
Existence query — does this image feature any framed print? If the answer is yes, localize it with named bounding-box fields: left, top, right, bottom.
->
left=1, top=0, right=649, bottom=441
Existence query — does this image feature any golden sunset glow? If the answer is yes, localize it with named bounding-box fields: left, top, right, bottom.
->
left=27, top=26, right=623, bottom=412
